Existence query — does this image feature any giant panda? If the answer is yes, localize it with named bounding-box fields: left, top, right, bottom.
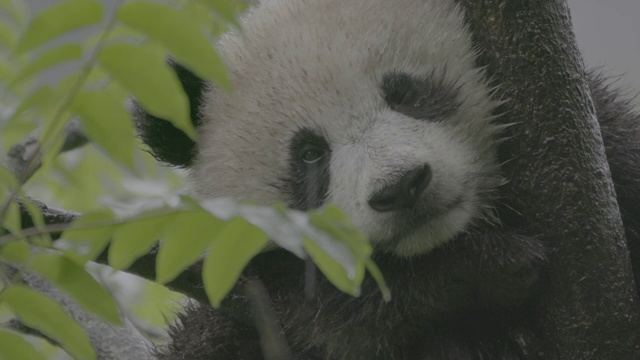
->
left=134, top=0, right=640, bottom=358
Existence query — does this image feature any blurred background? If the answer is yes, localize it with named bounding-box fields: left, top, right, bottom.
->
left=568, top=0, right=640, bottom=109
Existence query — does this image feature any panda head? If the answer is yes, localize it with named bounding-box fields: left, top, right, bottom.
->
left=137, top=0, right=502, bottom=256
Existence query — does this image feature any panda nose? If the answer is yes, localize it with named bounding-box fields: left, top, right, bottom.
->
left=368, top=164, right=432, bottom=213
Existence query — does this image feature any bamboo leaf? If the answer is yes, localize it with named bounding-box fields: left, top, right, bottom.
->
left=2, top=285, right=96, bottom=360
left=0, top=240, right=30, bottom=264
left=0, top=329, right=46, bottom=360
left=156, top=211, right=224, bottom=284
left=194, top=0, right=246, bottom=25
left=17, top=0, right=103, bottom=53
left=0, top=165, right=18, bottom=189
left=0, top=21, right=18, bottom=49
left=118, top=2, right=229, bottom=89
left=70, top=89, right=136, bottom=169
left=11, top=86, right=53, bottom=119
left=98, top=43, right=195, bottom=138
left=57, top=210, right=115, bottom=263
left=10, top=44, right=83, bottom=88
left=365, top=259, right=391, bottom=301
left=310, top=205, right=371, bottom=260
left=0, top=0, right=27, bottom=26
left=109, top=216, right=167, bottom=270
left=237, top=203, right=306, bottom=257
left=203, top=216, right=268, bottom=306
left=0, top=57, right=11, bottom=80
left=304, top=236, right=364, bottom=296
left=2, top=199, right=20, bottom=235
left=29, top=253, right=121, bottom=324
left=19, top=197, right=47, bottom=229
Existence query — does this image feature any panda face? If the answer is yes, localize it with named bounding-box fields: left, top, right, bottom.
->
left=191, top=0, right=502, bottom=256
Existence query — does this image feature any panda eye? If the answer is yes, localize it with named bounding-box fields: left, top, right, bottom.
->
left=289, top=128, right=330, bottom=165
left=301, top=146, right=325, bottom=163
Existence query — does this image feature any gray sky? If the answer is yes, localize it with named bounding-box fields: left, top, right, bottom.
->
left=568, top=0, right=640, bottom=107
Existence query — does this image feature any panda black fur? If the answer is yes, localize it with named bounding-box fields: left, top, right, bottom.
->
left=134, top=0, right=640, bottom=358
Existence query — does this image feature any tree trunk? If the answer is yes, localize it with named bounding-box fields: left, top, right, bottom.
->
left=458, top=0, right=640, bottom=357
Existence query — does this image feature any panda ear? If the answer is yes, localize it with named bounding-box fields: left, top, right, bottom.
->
left=134, top=61, right=204, bottom=168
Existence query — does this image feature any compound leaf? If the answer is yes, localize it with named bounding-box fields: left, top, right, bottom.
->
left=29, top=252, right=121, bottom=324
left=17, top=0, right=103, bottom=52
left=98, top=43, right=195, bottom=139
left=203, top=216, right=268, bottom=306
left=57, top=210, right=115, bottom=263
left=2, top=286, right=96, bottom=360
left=70, top=89, right=136, bottom=169
left=10, top=44, right=82, bottom=88
left=109, top=215, right=167, bottom=270
left=156, top=211, right=224, bottom=284
left=0, top=329, right=46, bottom=360
left=118, top=2, right=229, bottom=89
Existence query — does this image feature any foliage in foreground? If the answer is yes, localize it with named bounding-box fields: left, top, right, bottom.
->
left=0, top=0, right=388, bottom=358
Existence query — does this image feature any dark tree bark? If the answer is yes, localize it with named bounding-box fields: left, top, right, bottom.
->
left=457, top=0, right=640, bottom=357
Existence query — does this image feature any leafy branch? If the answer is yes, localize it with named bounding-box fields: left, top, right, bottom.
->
left=0, top=1, right=388, bottom=359
left=0, top=0, right=333, bottom=359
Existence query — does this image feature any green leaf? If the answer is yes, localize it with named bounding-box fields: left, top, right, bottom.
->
left=194, top=0, right=246, bottom=25
left=2, top=200, right=21, bottom=235
left=237, top=203, right=306, bottom=257
left=200, top=198, right=306, bottom=257
left=365, top=259, right=391, bottom=302
left=17, top=0, right=103, bottom=53
left=0, top=165, right=18, bottom=190
left=118, top=2, right=230, bottom=89
left=304, top=205, right=371, bottom=280
left=29, top=253, right=121, bottom=324
left=0, top=329, right=46, bottom=360
left=10, top=44, right=83, bottom=88
left=301, top=214, right=357, bottom=279
left=0, top=240, right=30, bottom=264
left=0, top=21, right=18, bottom=49
left=38, top=72, right=82, bottom=146
left=109, top=216, right=167, bottom=270
left=311, top=205, right=371, bottom=259
left=70, top=89, right=136, bottom=169
left=11, top=86, right=54, bottom=119
left=0, top=58, right=11, bottom=80
left=156, top=211, right=224, bottom=284
left=304, top=236, right=364, bottom=296
left=57, top=210, right=115, bottom=262
left=0, top=0, right=27, bottom=26
left=19, top=197, right=46, bottom=228
left=203, top=217, right=268, bottom=306
left=1, top=285, right=96, bottom=360
left=98, top=43, right=195, bottom=138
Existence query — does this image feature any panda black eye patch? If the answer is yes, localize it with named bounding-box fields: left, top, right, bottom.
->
left=381, top=71, right=461, bottom=121
left=285, top=128, right=331, bottom=211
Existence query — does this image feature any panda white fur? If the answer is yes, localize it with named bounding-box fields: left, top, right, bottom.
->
left=135, top=0, right=640, bottom=359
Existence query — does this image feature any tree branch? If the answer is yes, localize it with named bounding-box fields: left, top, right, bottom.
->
left=6, top=120, right=89, bottom=181
left=16, top=198, right=262, bottom=324
left=458, top=0, right=640, bottom=357
left=16, top=197, right=291, bottom=357
left=17, top=199, right=208, bottom=302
